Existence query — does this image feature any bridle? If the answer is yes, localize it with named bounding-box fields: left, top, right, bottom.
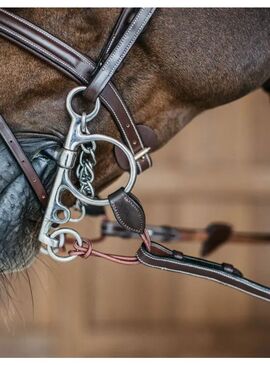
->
left=0, top=8, right=269, bottom=302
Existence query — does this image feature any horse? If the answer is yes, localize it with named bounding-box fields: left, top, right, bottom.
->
left=0, top=8, right=270, bottom=286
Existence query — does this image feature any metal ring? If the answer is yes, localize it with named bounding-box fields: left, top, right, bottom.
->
left=80, top=112, right=87, bottom=134
left=66, top=86, right=100, bottom=122
left=47, top=228, right=83, bottom=262
left=81, top=140, right=96, bottom=154
left=39, top=232, right=65, bottom=256
left=65, top=134, right=137, bottom=206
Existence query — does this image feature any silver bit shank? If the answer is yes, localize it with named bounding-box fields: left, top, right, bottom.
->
left=39, top=86, right=138, bottom=261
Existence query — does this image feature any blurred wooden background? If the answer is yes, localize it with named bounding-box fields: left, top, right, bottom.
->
left=0, top=89, right=270, bottom=357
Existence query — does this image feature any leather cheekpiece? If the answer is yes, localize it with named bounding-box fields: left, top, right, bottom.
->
left=0, top=114, right=48, bottom=208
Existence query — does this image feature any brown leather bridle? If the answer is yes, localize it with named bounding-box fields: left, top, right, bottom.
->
left=0, top=8, right=155, bottom=175
left=0, top=8, right=269, bottom=302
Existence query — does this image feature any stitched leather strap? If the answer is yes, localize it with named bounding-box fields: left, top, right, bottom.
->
left=0, top=114, right=48, bottom=208
left=84, top=8, right=156, bottom=102
left=94, top=9, right=138, bottom=73
left=0, top=8, right=153, bottom=173
left=137, top=242, right=270, bottom=302
left=108, top=187, right=146, bottom=234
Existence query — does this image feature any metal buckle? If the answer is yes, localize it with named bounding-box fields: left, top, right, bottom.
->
left=134, top=147, right=151, bottom=161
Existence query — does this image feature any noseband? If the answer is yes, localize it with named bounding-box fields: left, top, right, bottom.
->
left=0, top=8, right=270, bottom=302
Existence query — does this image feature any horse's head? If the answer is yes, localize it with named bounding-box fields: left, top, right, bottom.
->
left=0, top=8, right=270, bottom=273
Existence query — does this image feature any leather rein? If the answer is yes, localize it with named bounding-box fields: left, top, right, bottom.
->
left=0, top=8, right=269, bottom=302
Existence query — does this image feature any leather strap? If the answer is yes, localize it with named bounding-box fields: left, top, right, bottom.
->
left=84, top=8, right=156, bottom=102
left=102, top=220, right=186, bottom=241
left=108, top=187, right=146, bottom=234
left=0, top=114, right=48, bottom=208
left=137, top=242, right=270, bottom=302
left=0, top=8, right=153, bottom=173
left=94, top=9, right=138, bottom=73
left=102, top=220, right=270, bottom=251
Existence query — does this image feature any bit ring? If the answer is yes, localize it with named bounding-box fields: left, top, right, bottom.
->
left=66, top=86, right=100, bottom=122
left=47, top=228, right=83, bottom=262
left=65, top=134, right=137, bottom=206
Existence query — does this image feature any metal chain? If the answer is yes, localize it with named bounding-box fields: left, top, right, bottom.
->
left=76, top=112, right=97, bottom=198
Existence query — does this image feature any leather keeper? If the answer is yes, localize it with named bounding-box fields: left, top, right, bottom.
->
left=108, top=187, right=145, bottom=234
left=114, top=124, right=158, bottom=172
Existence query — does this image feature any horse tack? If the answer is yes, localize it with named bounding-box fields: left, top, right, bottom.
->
left=0, top=8, right=270, bottom=302
left=0, top=8, right=155, bottom=173
left=0, top=114, right=48, bottom=208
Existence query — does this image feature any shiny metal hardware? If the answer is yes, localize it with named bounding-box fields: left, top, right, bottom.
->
left=39, top=86, right=138, bottom=261
left=134, top=147, right=151, bottom=161
left=47, top=228, right=83, bottom=262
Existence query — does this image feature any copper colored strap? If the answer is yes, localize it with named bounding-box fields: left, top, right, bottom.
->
left=0, top=114, right=47, bottom=208
left=68, top=239, right=139, bottom=265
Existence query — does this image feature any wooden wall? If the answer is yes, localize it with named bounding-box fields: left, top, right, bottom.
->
left=0, top=89, right=270, bottom=357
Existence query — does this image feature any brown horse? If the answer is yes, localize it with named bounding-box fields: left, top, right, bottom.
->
left=0, top=8, right=270, bottom=274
